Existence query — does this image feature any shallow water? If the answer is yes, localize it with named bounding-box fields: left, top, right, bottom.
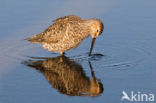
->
left=0, top=0, right=156, bottom=103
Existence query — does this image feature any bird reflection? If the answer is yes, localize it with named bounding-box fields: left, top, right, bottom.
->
left=23, top=56, right=103, bottom=96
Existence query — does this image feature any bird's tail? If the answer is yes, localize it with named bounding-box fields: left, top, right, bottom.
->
left=24, top=33, right=44, bottom=44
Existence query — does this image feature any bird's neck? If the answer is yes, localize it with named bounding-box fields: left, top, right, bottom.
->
left=81, top=20, right=93, bottom=39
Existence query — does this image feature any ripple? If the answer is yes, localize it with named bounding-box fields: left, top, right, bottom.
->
left=0, top=40, right=41, bottom=69
left=69, top=44, right=151, bottom=67
left=97, top=45, right=151, bottom=67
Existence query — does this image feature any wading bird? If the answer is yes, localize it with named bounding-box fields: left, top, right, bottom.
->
left=25, top=15, right=104, bottom=56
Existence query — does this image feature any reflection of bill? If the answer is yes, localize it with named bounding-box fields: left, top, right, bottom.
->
left=23, top=56, right=103, bottom=97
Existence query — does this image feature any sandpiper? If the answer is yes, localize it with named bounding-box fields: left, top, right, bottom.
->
left=25, top=15, right=104, bottom=56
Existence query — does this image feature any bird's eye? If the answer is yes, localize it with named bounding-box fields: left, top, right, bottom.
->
left=97, top=30, right=99, bottom=32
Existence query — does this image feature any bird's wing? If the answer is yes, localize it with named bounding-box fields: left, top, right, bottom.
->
left=26, top=15, right=83, bottom=44
left=41, top=21, right=68, bottom=43
left=42, top=15, right=83, bottom=43
left=53, top=15, right=82, bottom=23
left=25, top=20, right=68, bottom=43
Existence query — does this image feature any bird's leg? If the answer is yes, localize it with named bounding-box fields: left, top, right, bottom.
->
left=59, top=52, right=65, bottom=62
left=59, top=56, right=63, bottom=62
left=60, top=52, right=65, bottom=56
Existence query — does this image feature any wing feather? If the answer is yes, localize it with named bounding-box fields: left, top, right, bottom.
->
left=26, top=15, right=83, bottom=44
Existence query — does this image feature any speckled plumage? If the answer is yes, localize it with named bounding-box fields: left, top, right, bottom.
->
left=26, top=15, right=104, bottom=55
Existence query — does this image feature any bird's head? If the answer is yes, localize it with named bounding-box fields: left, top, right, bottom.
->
left=85, top=19, right=104, bottom=56
left=88, top=19, right=104, bottom=38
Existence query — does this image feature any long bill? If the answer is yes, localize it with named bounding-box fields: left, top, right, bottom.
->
left=89, top=38, right=96, bottom=56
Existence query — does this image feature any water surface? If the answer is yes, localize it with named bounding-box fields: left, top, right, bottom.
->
left=0, top=0, right=156, bottom=103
